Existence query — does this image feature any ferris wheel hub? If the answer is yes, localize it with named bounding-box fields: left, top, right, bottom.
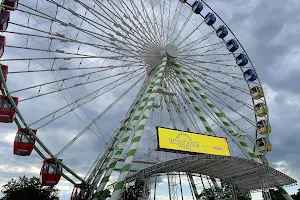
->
left=165, top=44, right=179, bottom=58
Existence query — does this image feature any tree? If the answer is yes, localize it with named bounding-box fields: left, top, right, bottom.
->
left=93, top=189, right=111, bottom=200
left=267, top=189, right=284, bottom=200
left=0, top=176, right=59, bottom=200
left=291, top=189, right=300, bottom=200
left=199, top=188, right=215, bottom=200
left=122, top=179, right=150, bottom=200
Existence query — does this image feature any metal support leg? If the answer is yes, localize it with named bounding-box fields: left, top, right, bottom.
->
left=260, top=175, right=272, bottom=200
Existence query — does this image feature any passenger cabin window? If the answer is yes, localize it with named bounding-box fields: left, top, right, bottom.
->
left=1, top=66, right=6, bottom=75
left=257, top=123, right=264, bottom=129
left=47, top=163, right=57, bottom=174
left=1, top=99, right=11, bottom=109
left=0, top=13, right=8, bottom=23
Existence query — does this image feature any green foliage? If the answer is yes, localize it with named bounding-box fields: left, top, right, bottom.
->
left=267, top=189, right=284, bottom=200
left=199, top=188, right=215, bottom=200
left=0, top=176, right=59, bottom=200
left=237, top=193, right=251, bottom=200
left=291, top=189, right=300, bottom=200
left=122, top=179, right=149, bottom=200
left=93, top=189, right=111, bottom=200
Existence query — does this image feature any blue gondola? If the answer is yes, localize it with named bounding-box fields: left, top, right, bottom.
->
left=216, top=25, right=228, bottom=39
left=192, top=1, right=203, bottom=14
left=236, top=53, right=248, bottom=66
left=226, top=39, right=239, bottom=52
left=243, top=69, right=257, bottom=82
left=204, top=12, right=216, bottom=26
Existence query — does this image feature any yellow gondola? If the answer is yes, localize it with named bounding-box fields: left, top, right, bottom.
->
left=257, top=120, right=271, bottom=134
left=254, top=102, right=268, bottom=117
left=250, top=86, right=264, bottom=99
left=256, top=137, right=272, bottom=153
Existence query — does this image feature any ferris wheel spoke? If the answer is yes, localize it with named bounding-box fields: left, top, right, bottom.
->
left=99, top=1, right=159, bottom=50
left=167, top=0, right=182, bottom=43
left=9, top=62, right=141, bottom=74
left=193, top=76, right=253, bottom=110
left=179, top=41, right=230, bottom=56
left=180, top=55, right=235, bottom=64
left=181, top=66, right=244, bottom=84
left=1, top=55, right=151, bottom=62
left=183, top=67, right=250, bottom=94
left=28, top=70, right=145, bottom=129
left=18, top=3, right=103, bottom=37
left=16, top=69, right=143, bottom=102
left=179, top=61, right=246, bottom=80
left=18, top=3, right=148, bottom=53
left=171, top=11, right=194, bottom=45
left=131, top=1, right=160, bottom=42
left=4, top=31, right=143, bottom=56
left=179, top=41, right=224, bottom=55
left=170, top=86, right=203, bottom=134
left=163, top=95, right=177, bottom=129
left=5, top=45, right=95, bottom=56
left=138, top=0, right=163, bottom=46
left=168, top=69, right=215, bottom=135
left=150, top=1, right=167, bottom=46
left=178, top=53, right=234, bottom=59
left=200, top=86, right=256, bottom=127
left=165, top=76, right=203, bottom=133
left=165, top=80, right=197, bottom=132
left=197, top=91, right=255, bottom=138
left=55, top=74, right=144, bottom=158
left=151, top=0, right=170, bottom=46
left=179, top=57, right=239, bottom=68
left=183, top=66, right=248, bottom=93
left=120, top=0, right=158, bottom=46
left=10, top=68, right=109, bottom=93
left=158, top=0, right=169, bottom=45
left=116, top=0, right=160, bottom=47
left=176, top=19, right=205, bottom=47
left=177, top=30, right=215, bottom=52
left=44, top=0, right=115, bottom=34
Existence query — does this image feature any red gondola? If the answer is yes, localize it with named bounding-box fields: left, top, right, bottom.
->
left=0, top=9, right=9, bottom=31
left=40, top=158, right=63, bottom=186
left=0, top=35, right=5, bottom=58
left=0, top=95, right=18, bottom=123
left=71, top=184, right=91, bottom=200
left=0, top=64, right=8, bottom=90
left=13, top=128, right=37, bottom=156
left=2, top=0, right=19, bottom=11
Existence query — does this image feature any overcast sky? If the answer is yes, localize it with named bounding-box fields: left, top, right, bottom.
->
left=0, top=0, right=299, bottom=200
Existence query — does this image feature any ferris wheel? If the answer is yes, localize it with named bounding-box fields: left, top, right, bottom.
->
left=0, top=0, right=295, bottom=199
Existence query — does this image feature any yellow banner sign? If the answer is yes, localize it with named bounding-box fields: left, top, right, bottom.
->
left=157, top=127, right=230, bottom=156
